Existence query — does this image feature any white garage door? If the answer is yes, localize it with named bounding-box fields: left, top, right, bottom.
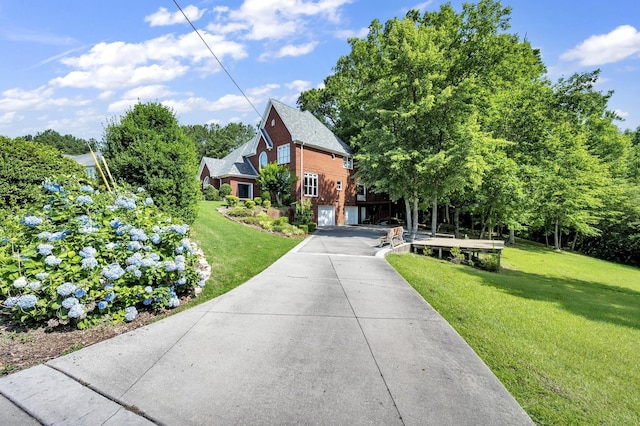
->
left=317, top=205, right=335, bottom=227
left=344, top=206, right=358, bottom=225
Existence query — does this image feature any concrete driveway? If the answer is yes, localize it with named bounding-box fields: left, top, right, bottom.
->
left=0, top=226, right=532, bottom=425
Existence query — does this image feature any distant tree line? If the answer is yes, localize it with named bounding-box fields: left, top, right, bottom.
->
left=298, top=0, right=640, bottom=266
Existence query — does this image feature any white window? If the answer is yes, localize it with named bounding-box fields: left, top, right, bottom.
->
left=304, top=172, right=318, bottom=197
left=237, top=183, right=252, bottom=199
left=203, top=176, right=210, bottom=188
left=343, top=157, right=353, bottom=170
left=259, top=152, right=268, bottom=169
left=337, top=180, right=343, bottom=191
left=271, top=119, right=276, bottom=127
left=357, top=184, right=366, bottom=201
left=277, top=144, right=290, bottom=164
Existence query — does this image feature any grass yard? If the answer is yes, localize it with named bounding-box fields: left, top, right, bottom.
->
left=191, top=201, right=303, bottom=302
left=387, top=243, right=640, bottom=425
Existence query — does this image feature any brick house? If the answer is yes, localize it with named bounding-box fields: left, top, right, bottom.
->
left=198, top=99, right=362, bottom=226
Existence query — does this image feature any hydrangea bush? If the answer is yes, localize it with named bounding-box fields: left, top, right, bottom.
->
left=0, top=178, right=211, bottom=329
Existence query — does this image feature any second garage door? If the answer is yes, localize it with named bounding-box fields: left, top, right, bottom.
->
left=344, top=206, right=358, bottom=225
left=317, top=205, right=335, bottom=227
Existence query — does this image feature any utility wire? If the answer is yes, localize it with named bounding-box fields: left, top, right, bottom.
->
left=173, top=0, right=262, bottom=119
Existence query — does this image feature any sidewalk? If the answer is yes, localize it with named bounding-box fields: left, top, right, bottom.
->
left=0, top=228, right=533, bottom=425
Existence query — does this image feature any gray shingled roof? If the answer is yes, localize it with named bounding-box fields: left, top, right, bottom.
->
left=269, top=99, right=352, bottom=156
left=64, top=153, right=97, bottom=167
left=202, top=139, right=258, bottom=178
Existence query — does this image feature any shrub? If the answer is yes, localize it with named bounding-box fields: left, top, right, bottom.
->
left=253, top=197, right=262, bottom=206
left=103, top=102, right=200, bottom=224
left=226, top=196, right=239, bottom=207
left=244, top=200, right=256, bottom=209
left=203, top=186, right=220, bottom=201
left=294, top=199, right=313, bottom=226
left=263, top=200, right=272, bottom=209
left=0, top=136, right=85, bottom=214
left=219, top=183, right=232, bottom=198
left=297, top=224, right=309, bottom=234
left=0, top=179, right=211, bottom=329
left=308, top=222, right=317, bottom=233
left=261, top=191, right=270, bottom=202
left=450, top=246, right=465, bottom=264
left=226, top=207, right=252, bottom=217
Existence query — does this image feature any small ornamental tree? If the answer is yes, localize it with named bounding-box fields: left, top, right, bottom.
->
left=0, top=178, right=211, bottom=329
left=257, top=162, right=297, bottom=206
left=104, top=102, right=200, bottom=224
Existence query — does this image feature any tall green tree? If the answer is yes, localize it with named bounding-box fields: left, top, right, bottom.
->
left=300, top=0, right=541, bottom=237
left=24, top=129, right=94, bottom=155
left=257, top=162, right=297, bottom=206
left=184, top=122, right=256, bottom=160
left=104, top=102, right=200, bottom=223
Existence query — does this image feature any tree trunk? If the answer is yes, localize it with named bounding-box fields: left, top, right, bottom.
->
left=445, top=204, right=450, bottom=223
left=431, top=195, right=438, bottom=237
left=412, top=198, right=419, bottom=241
left=404, top=197, right=413, bottom=236
left=454, top=206, right=460, bottom=239
left=479, top=208, right=491, bottom=239
left=554, top=218, right=560, bottom=250
left=571, top=232, right=579, bottom=251
left=508, top=229, right=515, bottom=245
left=275, top=193, right=282, bottom=206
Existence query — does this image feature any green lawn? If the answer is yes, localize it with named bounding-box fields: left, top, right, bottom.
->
left=190, top=201, right=303, bottom=302
left=387, top=244, right=640, bottom=425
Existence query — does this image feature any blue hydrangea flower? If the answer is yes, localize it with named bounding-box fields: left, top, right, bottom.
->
left=97, top=301, right=108, bottom=310
left=126, top=252, right=143, bottom=266
left=150, top=233, right=161, bottom=244
left=75, top=288, right=87, bottom=298
left=45, top=255, right=62, bottom=267
left=48, top=231, right=66, bottom=242
left=133, top=269, right=142, bottom=278
left=198, top=280, right=206, bottom=288
left=140, top=257, right=156, bottom=268
left=79, top=224, right=99, bottom=234
left=115, top=196, right=136, bottom=210
left=102, top=263, right=125, bottom=281
left=143, top=298, right=153, bottom=305
left=168, top=224, right=189, bottom=235
left=43, top=204, right=52, bottom=211
left=13, top=277, right=27, bottom=288
left=16, top=295, right=37, bottom=309
left=137, top=187, right=145, bottom=193
left=28, top=281, right=42, bottom=291
left=148, top=253, right=160, bottom=262
left=37, top=243, right=54, bottom=256
left=176, top=276, right=187, bottom=286
left=104, top=292, right=115, bottom=302
left=169, top=297, right=180, bottom=308
left=175, top=245, right=184, bottom=254
left=76, top=215, right=90, bottom=225
left=164, top=261, right=178, bottom=272
left=105, top=242, right=118, bottom=250
left=144, top=197, right=154, bottom=205
left=127, top=241, right=143, bottom=251
left=3, top=297, right=18, bottom=308
left=62, top=297, right=79, bottom=309
left=57, top=282, right=77, bottom=296
left=76, top=195, right=94, bottom=205
left=124, top=306, right=138, bottom=322
left=68, top=304, right=85, bottom=319
left=144, top=286, right=153, bottom=294
left=175, top=255, right=185, bottom=264
left=80, top=185, right=94, bottom=193
left=79, top=246, right=97, bottom=258
left=81, top=257, right=98, bottom=269
left=21, top=215, right=43, bottom=227
left=129, top=228, right=148, bottom=242
left=115, top=224, right=132, bottom=236
left=35, top=272, right=49, bottom=281
left=109, top=218, right=122, bottom=228
left=37, top=231, right=52, bottom=240
left=43, top=182, right=62, bottom=192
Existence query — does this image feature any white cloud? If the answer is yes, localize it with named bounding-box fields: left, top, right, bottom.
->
left=0, top=86, right=89, bottom=112
left=0, top=111, right=21, bottom=124
left=51, top=31, right=246, bottom=90
left=98, top=91, right=115, bottom=101
left=1, top=27, right=75, bottom=46
left=261, top=42, right=318, bottom=60
left=561, top=25, right=640, bottom=66
left=286, top=80, right=312, bottom=92
left=209, top=0, right=353, bottom=41
left=122, top=85, right=177, bottom=100
left=145, top=5, right=206, bottom=27
left=615, top=109, right=629, bottom=119
left=334, top=27, right=369, bottom=40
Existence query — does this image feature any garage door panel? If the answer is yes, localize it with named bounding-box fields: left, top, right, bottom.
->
left=318, top=205, right=335, bottom=227
left=344, top=206, right=358, bottom=225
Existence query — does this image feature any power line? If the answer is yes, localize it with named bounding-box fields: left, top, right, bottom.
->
left=172, top=0, right=262, bottom=120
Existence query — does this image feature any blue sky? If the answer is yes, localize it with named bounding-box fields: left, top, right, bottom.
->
left=1, top=0, right=639, bottom=141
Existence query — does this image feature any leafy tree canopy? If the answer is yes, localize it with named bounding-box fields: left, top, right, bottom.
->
left=104, top=102, right=200, bottom=223
left=23, top=129, right=96, bottom=155
left=257, top=162, right=297, bottom=206
left=183, top=122, right=256, bottom=160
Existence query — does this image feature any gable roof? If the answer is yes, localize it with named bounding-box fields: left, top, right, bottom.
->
left=267, top=99, right=352, bottom=156
left=199, top=139, right=258, bottom=179
left=64, top=153, right=97, bottom=167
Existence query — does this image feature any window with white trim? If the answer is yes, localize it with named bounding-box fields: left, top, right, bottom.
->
left=277, top=144, right=290, bottom=164
left=304, top=172, right=318, bottom=197
left=203, top=176, right=210, bottom=188
left=259, top=152, right=268, bottom=169
left=337, top=180, right=343, bottom=191
left=357, top=183, right=366, bottom=201
left=343, top=157, right=353, bottom=169
left=237, top=183, right=252, bottom=199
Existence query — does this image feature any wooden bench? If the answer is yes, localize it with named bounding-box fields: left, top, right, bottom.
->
left=379, top=226, right=405, bottom=247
